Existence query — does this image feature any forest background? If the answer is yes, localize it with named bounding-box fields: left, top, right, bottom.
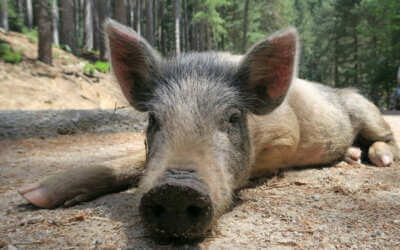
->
left=0, top=0, right=399, bottom=108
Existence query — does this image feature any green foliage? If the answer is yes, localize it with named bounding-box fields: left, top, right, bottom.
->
left=0, top=42, right=23, bottom=64
left=22, top=27, right=38, bottom=43
left=83, top=61, right=109, bottom=75
left=94, top=61, right=109, bottom=73
left=83, top=62, right=96, bottom=76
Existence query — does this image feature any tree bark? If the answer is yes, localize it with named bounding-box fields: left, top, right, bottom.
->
left=175, top=0, right=180, bottom=55
left=97, top=0, right=108, bottom=60
left=60, top=1, right=77, bottom=54
left=145, top=0, right=154, bottom=45
left=26, top=0, right=33, bottom=29
left=52, top=0, right=59, bottom=47
left=36, top=0, right=53, bottom=65
left=135, top=0, right=141, bottom=35
left=241, top=0, right=249, bottom=53
left=114, top=0, right=127, bottom=25
left=0, top=0, right=9, bottom=32
left=84, top=0, right=94, bottom=52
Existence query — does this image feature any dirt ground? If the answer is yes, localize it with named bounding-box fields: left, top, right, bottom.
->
left=0, top=30, right=128, bottom=111
left=1, top=115, right=400, bottom=250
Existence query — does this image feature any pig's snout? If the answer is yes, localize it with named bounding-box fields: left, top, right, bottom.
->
left=139, top=169, right=213, bottom=239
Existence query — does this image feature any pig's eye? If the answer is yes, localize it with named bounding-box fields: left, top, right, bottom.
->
left=228, top=110, right=242, bottom=125
left=148, top=112, right=160, bottom=129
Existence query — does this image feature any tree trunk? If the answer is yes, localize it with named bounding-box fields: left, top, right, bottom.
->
left=36, top=0, right=53, bottom=65
left=0, top=0, right=9, bottom=32
left=146, top=0, right=154, bottom=45
left=241, top=0, right=249, bottom=53
left=97, top=0, right=107, bottom=60
left=157, top=0, right=164, bottom=54
left=114, top=0, right=127, bottom=25
left=60, top=1, right=77, bottom=54
left=175, top=0, right=180, bottom=55
left=52, top=0, right=59, bottom=47
left=84, top=0, right=94, bottom=52
left=183, top=0, right=189, bottom=52
left=18, top=0, right=25, bottom=29
left=135, top=0, right=141, bottom=35
left=127, top=0, right=134, bottom=28
left=26, top=0, right=33, bottom=29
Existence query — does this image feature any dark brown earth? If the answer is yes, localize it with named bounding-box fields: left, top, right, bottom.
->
left=1, top=115, right=400, bottom=249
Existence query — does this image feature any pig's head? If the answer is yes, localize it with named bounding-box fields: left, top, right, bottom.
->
left=105, top=19, right=298, bottom=240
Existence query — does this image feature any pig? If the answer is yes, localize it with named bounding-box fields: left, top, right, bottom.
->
left=18, top=19, right=398, bottom=240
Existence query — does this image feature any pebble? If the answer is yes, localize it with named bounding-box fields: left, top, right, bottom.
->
left=312, top=194, right=321, bottom=201
left=393, top=219, right=400, bottom=225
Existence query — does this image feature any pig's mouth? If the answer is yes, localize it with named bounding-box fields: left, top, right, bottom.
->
left=139, top=169, right=214, bottom=240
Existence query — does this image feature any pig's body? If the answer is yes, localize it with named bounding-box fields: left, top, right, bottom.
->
left=18, top=20, right=398, bottom=241
left=251, top=79, right=360, bottom=176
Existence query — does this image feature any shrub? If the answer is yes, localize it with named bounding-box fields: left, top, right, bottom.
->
left=22, top=27, right=38, bottom=43
left=0, top=42, right=23, bottom=64
left=94, top=61, right=109, bottom=73
left=83, top=62, right=96, bottom=76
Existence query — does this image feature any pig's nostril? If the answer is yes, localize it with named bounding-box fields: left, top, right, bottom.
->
left=186, top=205, right=203, bottom=219
left=152, top=205, right=165, bottom=218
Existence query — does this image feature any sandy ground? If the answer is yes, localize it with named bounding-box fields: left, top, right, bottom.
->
left=1, top=115, right=400, bottom=250
left=0, top=30, right=128, bottom=111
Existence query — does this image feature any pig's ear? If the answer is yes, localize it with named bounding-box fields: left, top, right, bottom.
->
left=105, top=19, right=161, bottom=112
left=236, top=28, right=298, bottom=115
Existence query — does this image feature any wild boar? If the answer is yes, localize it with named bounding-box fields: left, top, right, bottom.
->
left=18, top=19, right=398, bottom=240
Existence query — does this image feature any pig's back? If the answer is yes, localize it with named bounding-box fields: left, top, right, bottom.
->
left=286, top=79, right=356, bottom=166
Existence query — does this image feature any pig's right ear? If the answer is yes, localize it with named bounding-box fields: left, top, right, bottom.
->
left=105, top=19, right=161, bottom=112
left=236, top=28, right=298, bottom=115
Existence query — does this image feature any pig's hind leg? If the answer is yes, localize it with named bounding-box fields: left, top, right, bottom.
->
left=340, top=90, right=399, bottom=167
left=18, top=164, right=145, bottom=208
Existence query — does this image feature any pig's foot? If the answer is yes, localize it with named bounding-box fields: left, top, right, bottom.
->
left=344, top=147, right=362, bottom=166
left=18, top=165, right=141, bottom=208
left=368, top=141, right=393, bottom=167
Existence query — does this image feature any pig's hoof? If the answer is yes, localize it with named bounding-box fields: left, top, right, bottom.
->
left=344, top=147, right=362, bottom=165
left=368, top=142, right=393, bottom=167
left=18, top=184, right=56, bottom=209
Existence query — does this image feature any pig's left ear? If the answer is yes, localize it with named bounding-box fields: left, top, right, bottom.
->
left=105, top=19, right=161, bottom=112
left=236, top=28, right=298, bottom=115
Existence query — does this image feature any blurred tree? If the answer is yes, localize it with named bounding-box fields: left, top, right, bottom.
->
left=36, top=0, right=53, bottom=65
left=0, top=0, right=9, bottom=31
left=60, top=0, right=77, bottom=54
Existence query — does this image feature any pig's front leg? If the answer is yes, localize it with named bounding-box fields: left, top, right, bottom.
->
left=18, top=164, right=145, bottom=208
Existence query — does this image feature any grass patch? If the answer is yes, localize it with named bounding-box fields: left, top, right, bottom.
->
left=0, top=42, right=23, bottom=64
left=83, top=61, right=110, bottom=76
left=22, top=27, right=38, bottom=43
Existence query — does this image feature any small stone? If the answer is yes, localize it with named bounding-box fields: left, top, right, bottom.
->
left=312, top=194, right=321, bottom=201
left=16, top=149, right=25, bottom=154
left=393, top=219, right=400, bottom=225
left=8, top=245, right=18, bottom=250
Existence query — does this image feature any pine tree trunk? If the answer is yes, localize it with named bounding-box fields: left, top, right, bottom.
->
left=0, top=0, right=9, bottom=32
left=60, top=1, right=77, bottom=54
left=175, top=0, right=180, bottom=55
left=26, top=0, right=33, bottom=29
left=135, top=0, right=141, bottom=35
left=146, top=0, right=154, bottom=45
left=157, top=0, right=164, bottom=54
left=84, top=0, right=94, bottom=52
left=114, top=0, right=127, bottom=25
left=241, top=0, right=249, bottom=53
left=183, top=0, right=189, bottom=52
left=52, top=0, right=59, bottom=47
left=18, top=0, right=25, bottom=29
left=36, top=0, right=53, bottom=65
left=97, top=0, right=107, bottom=60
